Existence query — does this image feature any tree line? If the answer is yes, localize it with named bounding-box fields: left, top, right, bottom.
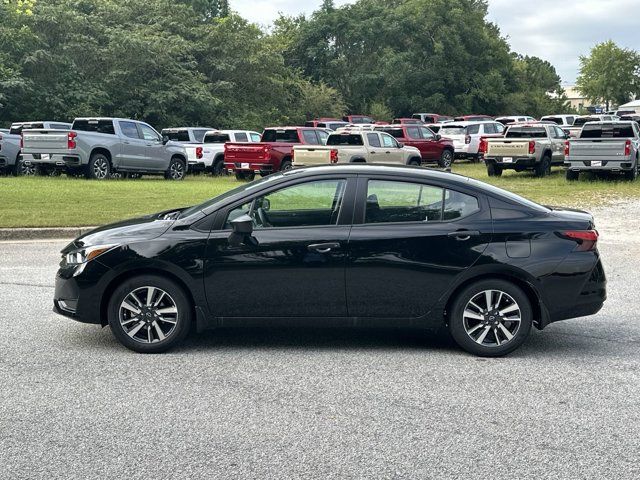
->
left=0, top=0, right=572, bottom=130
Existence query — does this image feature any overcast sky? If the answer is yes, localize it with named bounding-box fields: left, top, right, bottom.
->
left=231, top=0, right=640, bottom=84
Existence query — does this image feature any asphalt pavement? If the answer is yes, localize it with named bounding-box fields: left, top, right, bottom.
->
left=1, top=203, right=639, bottom=479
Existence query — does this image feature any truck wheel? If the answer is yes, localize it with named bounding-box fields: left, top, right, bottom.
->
left=566, top=170, right=579, bottom=181
left=534, top=155, right=551, bottom=178
left=165, top=157, right=185, bottom=180
left=212, top=157, right=225, bottom=176
left=86, top=153, right=111, bottom=180
left=487, top=162, right=502, bottom=177
left=14, top=156, right=36, bottom=176
left=439, top=150, right=454, bottom=168
left=625, top=164, right=638, bottom=181
left=235, top=171, right=255, bottom=181
left=280, top=159, right=292, bottom=171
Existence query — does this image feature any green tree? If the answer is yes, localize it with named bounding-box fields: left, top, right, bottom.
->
left=576, top=40, right=640, bottom=111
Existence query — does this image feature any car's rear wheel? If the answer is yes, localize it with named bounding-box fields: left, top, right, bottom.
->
left=439, top=149, right=454, bottom=168
left=235, top=171, right=255, bottom=181
left=108, top=275, right=192, bottom=353
left=486, top=162, right=502, bottom=177
left=165, top=157, right=185, bottom=180
left=86, top=153, right=111, bottom=180
left=449, top=279, right=532, bottom=357
left=566, top=170, right=579, bottom=181
left=280, top=159, right=292, bottom=171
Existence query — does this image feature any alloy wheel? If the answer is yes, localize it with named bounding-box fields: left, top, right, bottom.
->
left=462, top=289, right=521, bottom=347
left=170, top=161, right=184, bottom=180
left=17, top=159, right=36, bottom=176
left=118, top=286, right=179, bottom=344
left=93, top=158, right=109, bottom=179
left=441, top=151, right=453, bottom=168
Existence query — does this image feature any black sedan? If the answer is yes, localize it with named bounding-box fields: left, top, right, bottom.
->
left=54, top=165, right=606, bottom=356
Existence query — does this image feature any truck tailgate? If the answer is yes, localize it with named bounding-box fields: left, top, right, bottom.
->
left=22, top=129, right=69, bottom=154
left=292, top=146, right=332, bottom=166
left=183, top=145, right=201, bottom=162
left=225, top=143, right=269, bottom=162
left=568, top=139, right=629, bottom=157
left=486, top=140, right=529, bottom=157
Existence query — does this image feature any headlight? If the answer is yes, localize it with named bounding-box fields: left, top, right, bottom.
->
left=64, top=244, right=118, bottom=265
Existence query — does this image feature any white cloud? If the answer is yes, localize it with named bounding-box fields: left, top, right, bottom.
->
left=230, top=0, right=640, bottom=83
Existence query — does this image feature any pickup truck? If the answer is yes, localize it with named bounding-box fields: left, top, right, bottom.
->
left=304, top=119, right=348, bottom=131
left=565, top=121, right=640, bottom=181
left=342, top=115, right=375, bottom=124
left=0, top=121, right=71, bottom=175
left=224, top=127, right=330, bottom=181
left=482, top=123, right=567, bottom=177
left=22, top=117, right=189, bottom=180
left=567, top=115, right=617, bottom=138
left=160, top=127, right=215, bottom=171
left=187, top=130, right=261, bottom=175
left=292, top=130, right=422, bottom=167
left=374, top=124, right=455, bottom=167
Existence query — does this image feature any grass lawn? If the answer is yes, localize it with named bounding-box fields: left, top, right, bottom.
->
left=1, top=163, right=639, bottom=228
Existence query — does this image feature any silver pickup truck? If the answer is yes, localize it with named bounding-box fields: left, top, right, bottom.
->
left=482, top=123, right=567, bottom=177
left=22, top=118, right=189, bottom=180
left=565, top=121, right=640, bottom=181
left=0, top=121, right=71, bottom=175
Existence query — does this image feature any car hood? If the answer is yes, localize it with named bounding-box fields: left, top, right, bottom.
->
left=62, top=209, right=183, bottom=253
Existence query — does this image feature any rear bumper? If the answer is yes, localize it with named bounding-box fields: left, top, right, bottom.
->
left=565, top=159, right=635, bottom=171
left=486, top=156, right=537, bottom=169
left=224, top=162, right=274, bottom=173
left=24, top=154, right=68, bottom=166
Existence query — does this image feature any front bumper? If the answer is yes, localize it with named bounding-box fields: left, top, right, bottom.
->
left=53, top=261, right=111, bottom=325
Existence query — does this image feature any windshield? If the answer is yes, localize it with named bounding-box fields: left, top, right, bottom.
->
left=261, top=129, right=300, bottom=143
left=506, top=127, right=547, bottom=138
left=440, top=126, right=466, bottom=136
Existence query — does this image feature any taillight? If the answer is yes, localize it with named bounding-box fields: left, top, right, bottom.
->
left=465, top=134, right=471, bottom=144
left=564, top=140, right=570, bottom=156
left=330, top=149, right=339, bottom=163
left=478, top=137, right=488, bottom=155
left=624, top=139, right=631, bottom=156
left=195, top=146, right=203, bottom=159
left=20, top=133, right=23, bottom=149
left=562, top=230, right=598, bottom=251
left=262, top=145, right=271, bottom=161
left=528, top=140, right=535, bottom=155
left=67, top=131, right=77, bottom=149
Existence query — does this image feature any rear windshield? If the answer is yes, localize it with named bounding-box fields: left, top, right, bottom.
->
left=580, top=123, right=636, bottom=138
left=72, top=119, right=115, bottom=135
left=162, top=130, right=190, bottom=142
left=541, top=116, right=564, bottom=125
left=304, top=121, right=316, bottom=127
left=620, top=115, right=640, bottom=122
left=326, top=122, right=347, bottom=131
left=204, top=133, right=230, bottom=143
left=262, top=129, right=300, bottom=143
left=440, top=126, right=466, bottom=135
left=496, top=118, right=516, bottom=125
left=506, top=127, right=547, bottom=138
left=395, top=119, right=421, bottom=124
left=10, top=122, right=44, bottom=134
left=573, top=117, right=599, bottom=127
left=326, top=134, right=364, bottom=146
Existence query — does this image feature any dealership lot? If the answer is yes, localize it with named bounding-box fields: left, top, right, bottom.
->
left=1, top=201, right=639, bottom=479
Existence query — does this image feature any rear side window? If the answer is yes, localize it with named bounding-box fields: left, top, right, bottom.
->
left=262, top=129, right=300, bottom=143
left=120, top=121, right=140, bottom=139
left=581, top=123, right=636, bottom=138
left=72, top=120, right=115, bottom=135
left=194, top=129, right=209, bottom=142
left=367, top=133, right=381, bottom=147
left=162, top=130, right=190, bottom=142
left=235, top=132, right=248, bottom=142
left=365, top=180, right=444, bottom=224
left=382, top=128, right=404, bottom=138
left=204, top=133, right=230, bottom=143
left=484, top=123, right=498, bottom=134
left=327, top=134, right=364, bottom=146
left=440, top=126, right=466, bottom=136
left=505, top=128, right=547, bottom=138
left=467, top=124, right=480, bottom=134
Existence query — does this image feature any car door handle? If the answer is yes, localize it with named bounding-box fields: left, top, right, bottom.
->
left=308, top=242, right=340, bottom=253
left=385, top=151, right=391, bottom=154
left=448, top=230, right=481, bottom=240
left=123, top=141, right=130, bottom=145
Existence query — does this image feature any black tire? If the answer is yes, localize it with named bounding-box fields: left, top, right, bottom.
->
left=235, top=171, right=255, bottom=181
left=86, top=153, right=111, bottom=179
left=129, top=173, right=143, bottom=180
left=439, top=149, right=454, bottom=168
left=280, top=159, right=292, bottom=172
left=487, top=162, right=502, bottom=177
left=566, top=169, right=579, bottom=181
left=108, top=275, right=192, bottom=353
left=36, top=165, right=61, bottom=177
left=165, top=157, right=186, bottom=180
left=534, top=155, right=551, bottom=178
left=448, top=279, right=533, bottom=357
left=14, top=156, right=36, bottom=176
left=624, top=164, right=638, bottom=181
left=407, top=157, right=422, bottom=167
left=212, top=156, right=225, bottom=176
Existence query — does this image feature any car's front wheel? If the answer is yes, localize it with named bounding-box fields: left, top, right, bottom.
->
left=108, top=275, right=192, bottom=353
left=448, top=279, right=532, bottom=357
left=439, top=149, right=454, bottom=168
left=165, top=157, right=186, bottom=180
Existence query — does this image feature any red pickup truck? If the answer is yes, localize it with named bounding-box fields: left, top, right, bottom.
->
left=374, top=124, right=456, bottom=168
left=224, top=127, right=330, bottom=180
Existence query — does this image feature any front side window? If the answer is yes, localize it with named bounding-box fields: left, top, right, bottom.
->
left=380, top=133, right=397, bottom=148
left=405, top=127, right=422, bottom=139
left=302, top=130, right=320, bottom=145
left=193, top=129, right=209, bottom=142
left=235, top=132, right=248, bottom=142
left=317, top=130, right=329, bottom=145
left=162, top=130, right=190, bottom=142
left=420, top=127, right=436, bottom=140
left=120, top=121, right=141, bottom=139
left=139, top=124, right=160, bottom=141
left=225, top=179, right=347, bottom=229
left=443, top=190, right=480, bottom=220
left=250, top=133, right=261, bottom=142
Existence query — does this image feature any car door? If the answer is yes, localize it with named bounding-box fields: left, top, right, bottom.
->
left=366, top=132, right=386, bottom=162
left=419, top=126, right=439, bottom=160
left=138, top=123, right=167, bottom=171
left=118, top=120, right=147, bottom=169
left=346, top=176, right=492, bottom=319
left=380, top=132, right=404, bottom=163
left=203, top=176, right=356, bottom=318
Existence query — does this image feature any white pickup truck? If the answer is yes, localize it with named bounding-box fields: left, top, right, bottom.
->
left=292, top=130, right=422, bottom=167
left=191, top=130, right=261, bottom=175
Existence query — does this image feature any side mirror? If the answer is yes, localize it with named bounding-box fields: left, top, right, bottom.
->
left=162, top=135, right=170, bottom=145
left=435, top=134, right=442, bottom=141
left=397, top=142, right=404, bottom=148
left=228, top=214, right=255, bottom=247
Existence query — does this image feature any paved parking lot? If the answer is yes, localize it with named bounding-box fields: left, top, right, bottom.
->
left=1, top=201, right=639, bottom=479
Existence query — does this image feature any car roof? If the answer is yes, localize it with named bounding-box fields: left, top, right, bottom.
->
left=439, top=121, right=495, bottom=127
